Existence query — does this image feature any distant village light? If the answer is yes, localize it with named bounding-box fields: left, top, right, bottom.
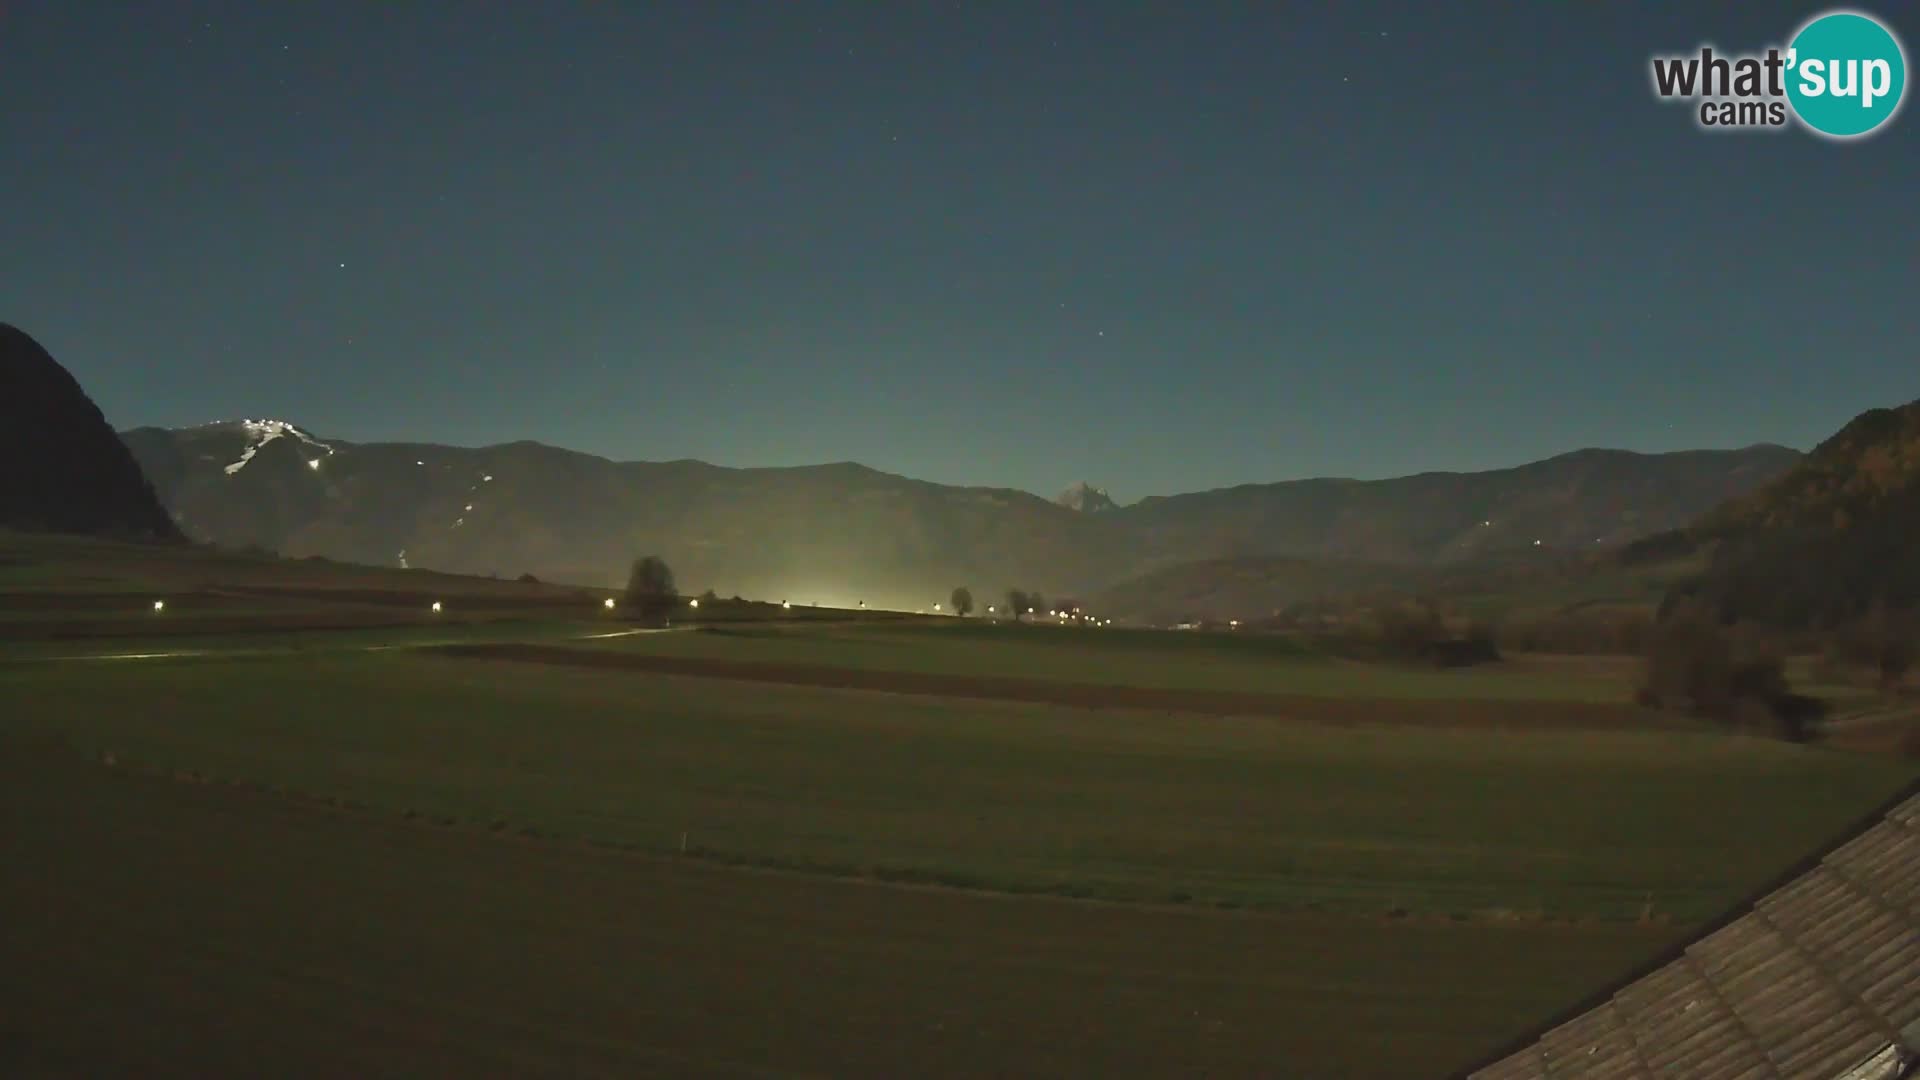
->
left=689, top=599, right=699, bottom=609
left=430, top=601, right=443, bottom=613
left=603, top=598, right=616, bottom=610
left=933, top=603, right=942, bottom=611
left=152, top=600, right=165, bottom=612
left=782, top=601, right=791, bottom=609
left=307, top=459, right=321, bottom=471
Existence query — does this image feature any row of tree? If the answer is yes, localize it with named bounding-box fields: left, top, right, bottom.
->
left=945, top=587, right=1086, bottom=621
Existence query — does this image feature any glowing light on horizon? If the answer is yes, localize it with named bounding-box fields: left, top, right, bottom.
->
left=430, top=601, right=443, bottom=613
left=307, top=459, right=321, bottom=470
left=603, top=598, right=616, bottom=610
left=152, top=600, right=165, bottom=612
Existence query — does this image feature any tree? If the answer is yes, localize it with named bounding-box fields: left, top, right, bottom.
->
left=698, top=588, right=718, bottom=604
left=1005, top=589, right=1031, bottom=621
left=623, top=556, right=677, bottom=624
left=1640, top=600, right=1822, bottom=741
left=950, top=586, right=974, bottom=617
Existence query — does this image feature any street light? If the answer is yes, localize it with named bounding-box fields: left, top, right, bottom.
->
left=152, top=600, right=165, bottom=613
left=430, top=601, right=443, bottom=613
left=689, top=598, right=699, bottom=609
left=603, top=598, right=616, bottom=610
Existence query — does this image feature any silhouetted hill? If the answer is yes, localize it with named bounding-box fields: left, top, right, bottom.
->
left=1112, top=446, right=1800, bottom=567
left=1084, top=446, right=1798, bottom=619
left=121, top=420, right=1798, bottom=609
left=0, top=324, right=179, bottom=541
left=1662, top=399, right=1920, bottom=627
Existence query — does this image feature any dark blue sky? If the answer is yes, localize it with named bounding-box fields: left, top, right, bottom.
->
left=4, top=2, right=1915, bottom=500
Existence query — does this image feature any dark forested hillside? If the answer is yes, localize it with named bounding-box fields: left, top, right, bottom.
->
left=0, top=324, right=179, bottom=541
left=1662, top=399, right=1920, bottom=627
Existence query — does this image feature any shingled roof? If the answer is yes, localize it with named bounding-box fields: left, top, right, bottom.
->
left=1460, top=783, right=1920, bottom=1080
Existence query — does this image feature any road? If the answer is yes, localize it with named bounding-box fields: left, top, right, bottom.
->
left=4, top=625, right=679, bottom=664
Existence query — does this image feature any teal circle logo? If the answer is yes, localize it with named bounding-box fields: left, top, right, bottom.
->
left=1786, top=10, right=1907, bottom=138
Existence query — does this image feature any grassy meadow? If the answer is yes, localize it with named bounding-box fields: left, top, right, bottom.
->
left=574, top=618, right=1642, bottom=702
left=7, top=647, right=1911, bottom=922
left=4, top=532, right=1917, bottom=1077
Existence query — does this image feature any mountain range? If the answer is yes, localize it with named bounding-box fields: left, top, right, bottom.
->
left=13, top=321, right=1911, bottom=629
left=115, top=416, right=1800, bottom=615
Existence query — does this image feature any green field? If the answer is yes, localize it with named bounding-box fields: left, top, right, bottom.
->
left=574, top=619, right=1642, bottom=702
left=4, top=534, right=1916, bottom=1077
left=6, top=648, right=1909, bottom=922
left=2, top=735, right=1681, bottom=1078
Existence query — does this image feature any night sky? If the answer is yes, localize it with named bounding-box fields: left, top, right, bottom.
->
left=4, top=2, right=1915, bottom=501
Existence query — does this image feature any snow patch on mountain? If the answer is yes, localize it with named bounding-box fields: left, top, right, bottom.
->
left=221, top=419, right=335, bottom=475
left=1056, top=481, right=1117, bottom=513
